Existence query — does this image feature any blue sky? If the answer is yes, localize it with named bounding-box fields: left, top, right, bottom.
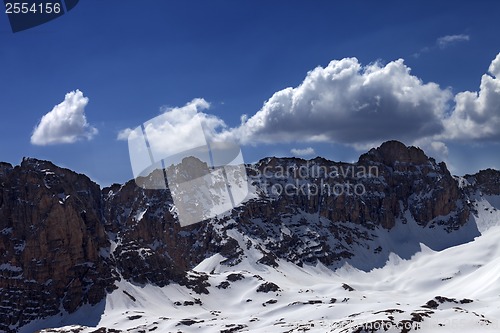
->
left=1, top=1, right=499, bottom=185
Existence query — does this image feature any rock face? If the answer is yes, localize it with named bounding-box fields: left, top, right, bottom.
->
left=464, top=168, right=500, bottom=195
left=357, top=140, right=467, bottom=229
left=0, top=141, right=491, bottom=332
left=0, top=159, right=115, bottom=332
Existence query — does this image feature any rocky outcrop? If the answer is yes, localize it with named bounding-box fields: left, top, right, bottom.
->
left=242, top=140, right=467, bottom=230
left=0, top=159, right=115, bottom=333
left=360, top=140, right=430, bottom=166
left=102, top=180, right=218, bottom=287
left=357, top=140, right=467, bottom=229
left=464, top=168, right=500, bottom=195
left=0, top=141, right=491, bottom=332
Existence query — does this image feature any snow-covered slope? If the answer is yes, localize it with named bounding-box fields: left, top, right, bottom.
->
left=27, top=199, right=500, bottom=333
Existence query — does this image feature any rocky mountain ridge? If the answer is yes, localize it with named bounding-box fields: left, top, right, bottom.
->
left=0, top=141, right=498, bottom=332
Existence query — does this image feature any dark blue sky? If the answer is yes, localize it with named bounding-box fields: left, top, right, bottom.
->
left=1, top=1, right=499, bottom=185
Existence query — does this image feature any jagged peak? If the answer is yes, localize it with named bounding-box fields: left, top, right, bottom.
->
left=464, top=168, right=500, bottom=195
left=255, top=141, right=433, bottom=171
left=20, top=157, right=58, bottom=170
left=0, top=162, right=13, bottom=178
left=253, top=156, right=306, bottom=169
left=465, top=168, right=500, bottom=179
left=252, top=156, right=354, bottom=171
left=15, top=157, right=99, bottom=190
left=358, top=140, right=431, bottom=166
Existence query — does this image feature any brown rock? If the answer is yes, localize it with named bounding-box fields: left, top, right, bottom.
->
left=0, top=158, right=115, bottom=332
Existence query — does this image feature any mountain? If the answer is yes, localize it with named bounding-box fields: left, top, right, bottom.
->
left=0, top=141, right=499, bottom=333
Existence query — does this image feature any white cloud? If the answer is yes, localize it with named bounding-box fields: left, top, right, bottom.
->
left=226, top=57, right=452, bottom=148
left=412, top=46, right=430, bottom=59
left=226, top=53, right=500, bottom=153
left=413, top=34, right=470, bottom=58
left=117, top=98, right=227, bottom=158
left=442, top=52, right=500, bottom=141
left=437, top=34, right=470, bottom=49
left=429, top=141, right=449, bottom=157
left=117, top=128, right=134, bottom=141
left=290, top=147, right=315, bottom=156
left=118, top=53, right=500, bottom=166
left=413, top=137, right=449, bottom=161
left=31, top=90, right=98, bottom=145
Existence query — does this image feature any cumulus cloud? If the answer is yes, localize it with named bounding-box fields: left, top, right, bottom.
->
left=118, top=98, right=227, bottom=158
left=226, top=57, right=451, bottom=148
left=31, top=90, right=97, bottom=145
left=290, top=147, right=315, bottom=156
left=437, top=34, right=470, bottom=49
left=442, top=52, right=500, bottom=141
left=224, top=53, right=500, bottom=151
left=118, top=53, right=500, bottom=165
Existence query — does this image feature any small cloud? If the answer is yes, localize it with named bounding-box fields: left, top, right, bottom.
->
left=415, top=139, right=449, bottom=159
left=413, top=34, right=470, bottom=58
left=117, top=128, right=134, bottom=141
left=430, top=141, right=449, bottom=157
left=240, top=114, right=248, bottom=125
left=31, top=90, right=98, bottom=145
left=290, top=147, right=316, bottom=156
left=437, top=34, right=470, bottom=49
left=412, top=46, right=430, bottom=59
